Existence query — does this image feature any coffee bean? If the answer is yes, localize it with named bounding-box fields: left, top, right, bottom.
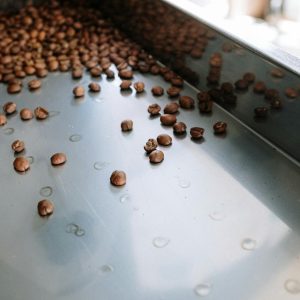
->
left=34, top=107, right=49, bottom=120
left=270, top=98, right=282, bottom=109
left=157, top=134, right=172, bottom=146
left=243, top=72, right=255, bottom=83
left=73, top=86, right=85, bottom=98
left=3, top=102, right=16, bottom=115
left=271, top=68, right=284, bottom=78
left=206, top=73, right=220, bottom=84
left=221, top=82, right=234, bottom=94
left=11, top=140, right=25, bottom=153
left=254, top=107, right=268, bottom=118
left=37, top=199, right=54, bottom=217
left=199, top=99, right=213, bottom=113
left=7, top=83, right=21, bottom=94
left=190, top=127, right=204, bottom=139
left=223, top=94, right=237, bottom=104
left=13, top=157, right=30, bottom=172
left=253, top=81, right=266, bottom=94
left=36, top=69, right=48, bottom=78
left=72, top=68, right=83, bottom=79
left=51, top=153, right=67, bottom=166
left=144, top=138, right=158, bottom=153
left=121, top=119, right=133, bottom=131
left=285, top=87, right=298, bottom=98
left=171, top=77, right=184, bottom=87
left=222, top=42, right=233, bottom=52
left=164, top=102, right=179, bottom=114
left=265, top=89, right=279, bottom=100
left=151, top=86, right=164, bottom=96
left=0, top=114, right=7, bottom=126
left=208, top=88, right=222, bottom=102
left=213, top=121, right=227, bottom=134
left=119, top=69, right=133, bottom=79
left=167, top=86, right=181, bottom=97
left=150, top=65, right=160, bottom=75
left=133, top=81, right=145, bottom=93
left=149, top=150, right=164, bottom=164
left=160, top=114, right=177, bottom=126
left=120, top=80, right=132, bottom=90
left=173, top=122, right=187, bottom=135
left=148, top=103, right=161, bottom=116
left=235, top=79, right=249, bottom=90
left=90, top=66, right=102, bottom=77
left=179, top=96, right=195, bottom=109
left=197, top=91, right=211, bottom=102
left=105, top=69, right=115, bottom=79
left=88, top=82, right=101, bottom=92
left=110, top=170, right=126, bottom=186
left=20, top=108, right=33, bottom=120
left=28, top=79, right=41, bottom=90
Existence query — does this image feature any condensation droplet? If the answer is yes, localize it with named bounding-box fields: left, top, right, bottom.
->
left=178, top=179, right=191, bottom=188
left=93, top=161, right=108, bottom=170
left=100, top=264, right=114, bottom=273
left=49, top=111, right=60, bottom=117
left=69, top=134, right=82, bottom=142
left=66, top=223, right=79, bottom=233
left=120, top=194, right=130, bottom=203
left=284, top=279, right=300, bottom=294
left=3, top=128, right=14, bottom=135
left=40, top=186, right=53, bottom=197
left=27, top=156, right=34, bottom=164
left=194, top=283, right=211, bottom=297
left=209, top=211, right=226, bottom=221
left=75, top=227, right=85, bottom=237
left=153, top=237, right=170, bottom=248
left=241, top=238, right=257, bottom=251
left=93, top=97, right=104, bottom=103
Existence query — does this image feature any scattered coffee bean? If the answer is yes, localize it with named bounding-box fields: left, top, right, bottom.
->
left=110, top=170, right=126, bottom=186
left=213, top=121, right=227, bottom=134
left=134, top=81, right=145, bottom=93
left=34, top=107, right=49, bottom=120
left=164, top=102, right=179, bottom=114
left=157, top=134, right=172, bottom=146
left=149, top=150, right=164, bottom=164
left=144, top=138, right=158, bottom=153
left=51, top=153, right=67, bottom=166
left=243, top=72, right=255, bottom=83
left=73, top=86, right=85, bottom=98
left=235, top=79, right=249, bottom=90
left=254, top=107, right=268, bottom=118
left=121, top=119, right=133, bottom=131
left=171, top=77, right=184, bottom=87
left=13, top=157, right=30, bottom=172
left=0, top=114, right=7, bottom=126
left=285, top=87, right=298, bottom=98
left=190, top=127, right=204, bottom=139
left=199, top=99, right=213, bottom=113
left=270, top=98, right=282, bottom=109
left=88, top=82, right=101, bottom=92
left=119, top=69, right=133, bottom=79
left=11, top=140, right=25, bottom=153
left=271, top=68, right=284, bottom=78
left=173, top=122, right=187, bottom=135
left=3, top=102, right=17, bottom=115
left=148, top=103, right=161, bottom=116
left=37, top=199, right=54, bottom=217
left=151, top=86, right=164, bottom=96
left=105, top=69, right=115, bottom=79
left=265, top=89, right=279, bottom=100
left=90, top=66, right=102, bottom=77
left=7, top=83, right=22, bottom=94
left=179, top=96, right=195, bottom=109
left=120, top=80, right=132, bottom=90
left=167, top=86, right=181, bottom=97
left=197, top=91, right=211, bottom=102
left=72, top=68, right=83, bottom=79
left=253, top=81, right=266, bottom=94
left=221, top=82, right=234, bottom=94
left=20, top=108, right=33, bottom=120
left=160, top=114, right=177, bottom=126
left=28, top=79, right=41, bottom=90
left=36, top=69, right=48, bottom=78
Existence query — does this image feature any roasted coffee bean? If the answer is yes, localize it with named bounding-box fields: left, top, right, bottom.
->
left=157, top=134, right=172, bottom=146
left=90, top=66, right=102, bottom=77
left=171, top=77, right=184, bottom=87
left=235, top=79, right=249, bottom=90
left=3, top=102, right=16, bottom=115
left=13, top=157, right=30, bottom=172
left=7, top=83, right=21, bottom=94
left=173, top=122, right=187, bottom=135
left=72, top=68, right=83, bottom=79
left=150, top=65, right=160, bottom=75
left=119, top=69, right=133, bottom=79
left=11, top=140, right=25, bottom=153
left=121, top=119, right=133, bottom=131
left=144, top=139, right=158, bottom=153
left=271, top=68, right=284, bottom=78
left=223, top=94, right=237, bottom=104
left=105, top=69, right=115, bottom=79
left=167, top=86, right=181, bottom=97
left=164, top=102, right=179, bottom=114
left=149, top=150, right=164, bottom=164
left=270, top=98, right=282, bottom=109
left=151, top=86, right=164, bottom=96
left=285, top=87, right=298, bottom=98
left=179, top=96, right=195, bottom=109
left=28, top=79, right=41, bottom=90
left=206, top=73, right=220, bottom=85
left=73, top=86, right=85, bottom=98
left=213, top=121, right=227, bottom=134
left=190, top=127, right=204, bottom=139
left=20, top=108, right=33, bottom=120
left=51, top=153, right=67, bottom=166
left=37, top=199, right=54, bottom=217
left=34, top=107, right=49, bottom=120
left=221, top=82, right=234, bottom=94
left=208, top=88, right=222, bottom=101
left=253, top=81, right=266, bottom=94
left=88, top=82, right=101, bottom=92
left=148, top=103, right=161, bottom=116
left=254, top=107, right=268, bottom=118
left=0, top=114, right=7, bottom=126
left=243, top=72, right=255, bottom=83
left=120, top=80, right=132, bottom=90
left=134, top=81, right=145, bottom=93
left=160, top=114, right=177, bottom=126
left=265, top=89, right=279, bottom=100
left=197, top=91, right=211, bottom=102
left=110, top=170, right=126, bottom=186
left=199, top=100, right=213, bottom=113
left=36, top=68, right=48, bottom=78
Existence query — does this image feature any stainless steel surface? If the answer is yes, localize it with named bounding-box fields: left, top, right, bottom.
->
left=1, top=67, right=300, bottom=300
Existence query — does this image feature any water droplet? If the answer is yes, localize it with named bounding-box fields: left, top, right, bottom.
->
left=3, top=128, right=14, bottom=135
left=285, top=279, right=300, bottom=294
left=49, top=111, right=60, bottom=117
left=153, top=237, right=170, bottom=248
left=40, top=186, right=53, bottom=197
left=178, top=179, right=190, bottom=188
left=209, top=211, right=226, bottom=221
left=100, top=264, right=114, bottom=273
left=93, top=97, right=104, bottom=103
left=93, top=161, right=108, bottom=170
left=75, top=227, right=85, bottom=237
left=120, top=194, right=130, bottom=203
left=69, top=134, right=82, bottom=142
left=194, top=283, right=211, bottom=297
left=27, top=156, right=34, bottom=164
left=66, top=223, right=79, bottom=233
left=241, top=238, right=257, bottom=251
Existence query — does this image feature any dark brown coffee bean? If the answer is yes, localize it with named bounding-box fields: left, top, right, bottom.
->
left=72, top=68, right=83, bottom=79
left=20, top=108, right=33, bottom=120
left=120, top=80, right=132, bottom=90
left=7, top=83, right=21, bottom=94
left=235, top=79, right=249, bottom=90
left=88, top=82, right=101, bottom=92
left=164, top=102, right=179, bottom=114
left=11, top=140, right=25, bottom=153
left=34, top=107, right=49, bottom=120
left=28, top=79, right=41, bottom=90
left=37, top=199, right=54, bottom=217
left=265, top=89, right=279, bottom=100
left=160, top=114, right=177, bottom=126
left=119, top=69, right=133, bottom=79
left=173, top=122, right=187, bottom=135
left=285, top=87, right=298, bottom=98
left=243, top=72, right=255, bottom=83
left=134, top=81, right=145, bottom=93
left=36, top=68, right=48, bottom=78
left=73, top=86, right=85, bottom=98
left=208, top=88, right=222, bottom=101
left=270, top=98, right=282, bottom=109
left=197, top=91, right=211, bottom=102
left=3, top=102, right=16, bottom=115
left=206, top=73, right=220, bottom=84
left=271, top=68, right=284, bottom=78
left=149, top=150, right=164, bottom=164
left=144, top=139, right=158, bottom=154
left=171, top=77, right=184, bottom=87
left=0, top=114, right=7, bottom=126
left=110, top=170, right=126, bottom=186
left=90, top=66, right=102, bottom=77
left=150, top=65, right=160, bottom=75
left=121, top=119, right=133, bottom=131
left=151, top=86, right=164, bottom=96
left=157, top=134, right=172, bottom=146
left=179, top=96, right=195, bottom=109
left=13, top=157, right=30, bottom=172
left=148, top=104, right=161, bottom=116
left=223, top=94, right=237, bottom=104
left=221, top=82, right=234, bottom=94
left=213, top=121, right=227, bottom=134
left=105, top=69, right=115, bottom=79
left=51, top=153, right=67, bottom=166
left=253, top=81, right=266, bottom=94
left=199, top=100, right=213, bottom=113
left=167, top=86, right=181, bottom=97
left=190, top=127, right=204, bottom=139
left=254, top=107, right=268, bottom=118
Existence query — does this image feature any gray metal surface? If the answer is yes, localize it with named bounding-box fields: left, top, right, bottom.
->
left=0, top=67, right=300, bottom=300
